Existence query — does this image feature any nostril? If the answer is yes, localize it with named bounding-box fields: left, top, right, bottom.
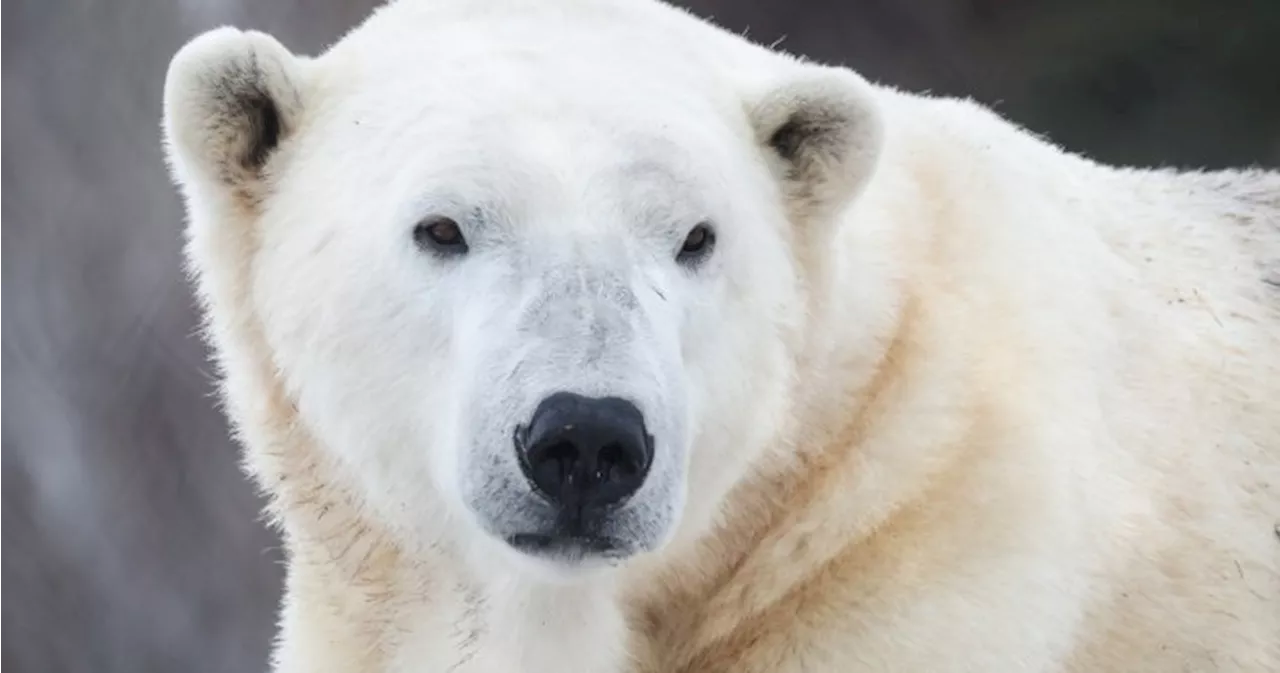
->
left=528, top=440, right=579, bottom=497
left=599, top=442, right=639, bottom=482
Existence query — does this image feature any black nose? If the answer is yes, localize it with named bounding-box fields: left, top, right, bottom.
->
left=516, top=392, right=653, bottom=512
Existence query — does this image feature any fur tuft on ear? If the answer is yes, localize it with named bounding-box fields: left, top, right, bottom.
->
left=162, top=27, right=306, bottom=205
left=749, top=66, right=884, bottom=223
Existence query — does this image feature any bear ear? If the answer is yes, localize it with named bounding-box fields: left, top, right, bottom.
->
left=749, top=66, right=884, bottom=225
left=162, top=27, right=306, bottom=205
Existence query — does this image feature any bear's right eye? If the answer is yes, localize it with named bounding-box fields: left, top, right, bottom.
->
left=676, top=222, right=716, bottom=266
left=413, top=216, right=469, bottom=256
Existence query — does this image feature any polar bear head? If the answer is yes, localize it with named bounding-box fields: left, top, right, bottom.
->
left=163, top=0, right=882, bottom=579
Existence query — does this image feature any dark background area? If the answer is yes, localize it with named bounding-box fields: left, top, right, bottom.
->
left=3, top=1, right=1278, bottom=672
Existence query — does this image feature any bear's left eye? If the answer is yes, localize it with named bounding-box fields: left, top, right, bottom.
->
left=677, top=222, right=716, bottom=266
left=413, top=216, right=469, bottom=256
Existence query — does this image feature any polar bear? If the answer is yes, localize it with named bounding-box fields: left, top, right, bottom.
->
left=161, top=0, right=1280, bottom=671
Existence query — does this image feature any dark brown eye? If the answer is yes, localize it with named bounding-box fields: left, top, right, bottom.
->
left=413, top=216, right=468, bottom=256
left=677, top=222, right=715, bottom=265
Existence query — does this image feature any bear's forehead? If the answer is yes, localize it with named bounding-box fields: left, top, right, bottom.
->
left=298, top=72, right=743, bottom=213
left=279, top=94, right=733, bottom=241
left=324, top=47, right=728, bottom=130
left=307, top=38, right=741, bottom=174
left=280, top=1, right=766, bottom=222
left=304, top=93, right=725, bottom=186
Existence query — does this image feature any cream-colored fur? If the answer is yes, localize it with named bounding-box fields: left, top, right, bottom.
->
left=162, top=0, right=1280, bottom=671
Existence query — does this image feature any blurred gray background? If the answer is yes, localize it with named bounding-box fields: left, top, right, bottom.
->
left=3, top=1, right=1278, bottom=672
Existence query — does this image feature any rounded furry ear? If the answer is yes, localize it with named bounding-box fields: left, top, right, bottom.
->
left=749, top=66, right=884, bottom=224
left=162, top=27, right=305, bottom=205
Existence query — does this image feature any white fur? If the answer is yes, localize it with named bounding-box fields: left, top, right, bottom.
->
left=162, top=1, right=1280, bottom=671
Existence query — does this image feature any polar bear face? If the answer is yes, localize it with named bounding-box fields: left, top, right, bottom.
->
left=266, top=91, right=751, bottom=570
left=163, top=2, right=881, bottom=578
